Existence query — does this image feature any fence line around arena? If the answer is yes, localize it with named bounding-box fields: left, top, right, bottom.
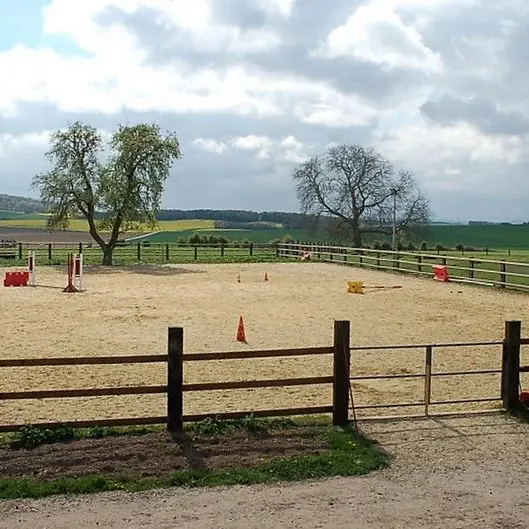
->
left=0, top=320, right=527, bottom=433
left=0, top=241, right=281, bottom=263
left=278, top=242, right=529, bottom=292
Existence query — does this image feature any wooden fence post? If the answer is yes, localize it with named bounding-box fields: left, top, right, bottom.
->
left=194, top=246, right=198, bottom=261
left=221, top=243, right=225, bottom=257
left=79, top=242, right=83, bottom=255
left=48, top=243, right=52, bottom=261
left=502, top=320, right=521, bottom=411
left=137, top=242, right=141, bottom=261
left=165, top=244, right=170, bottom=262
left=249, top=243, right=254, bottom=256
left=500, top=260, right=507, bottom=288
left=333, top=320, right=351, bottom=426
left=167, top=327, right=184, bottom=433
left=18, top=242, right=22, bottom=260
left=469, top=259, right=474, bottom=279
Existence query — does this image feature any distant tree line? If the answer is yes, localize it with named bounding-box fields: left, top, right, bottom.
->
left=156, top=209, right=309, bottom=229
left=0, top=194, right=44, bottom=214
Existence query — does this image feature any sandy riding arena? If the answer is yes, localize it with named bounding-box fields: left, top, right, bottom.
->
left=0, top=262, right=528, bottom=426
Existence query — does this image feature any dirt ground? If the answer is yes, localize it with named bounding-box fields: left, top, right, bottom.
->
left=1, top=413, right=528, bottom=529
left=0, top=427, right=330, bottom=480
left=0, top=228, right=94, bottom=243
left=1, top=262, right=528, bottom=425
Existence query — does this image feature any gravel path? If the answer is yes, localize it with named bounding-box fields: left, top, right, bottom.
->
left=1, top=413, right=528, bottom=529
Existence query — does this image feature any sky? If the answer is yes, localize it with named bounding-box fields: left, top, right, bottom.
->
left=1, top=0, right=529, bottom=222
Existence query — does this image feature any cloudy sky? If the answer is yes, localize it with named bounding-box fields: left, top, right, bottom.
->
left=1, top=0, right=529, bottom=222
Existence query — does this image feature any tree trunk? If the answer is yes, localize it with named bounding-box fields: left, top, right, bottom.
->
left=101, top=244, right=114, bottom=265
left=352, top=224, right=362, bottom=248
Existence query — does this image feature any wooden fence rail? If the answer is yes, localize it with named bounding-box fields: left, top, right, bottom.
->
left=0, top=320, right=527, bottom=433
left=278, top=243, right=529, bottom=292
left=0, top=324, right=343, bottom=434
left=0, top=242, right=281, bottom=264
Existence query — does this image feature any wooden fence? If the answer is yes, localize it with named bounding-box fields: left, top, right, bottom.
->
left=0, top=321, right=347, bottom=433
left=278, top=242, right=529, bottom=292
left=0, top=320, right=527, bottom=433
left=0, top=242, right=280, bottom=264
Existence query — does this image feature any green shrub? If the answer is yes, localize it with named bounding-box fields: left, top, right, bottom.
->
left=10, top=425, right=75, bottom=450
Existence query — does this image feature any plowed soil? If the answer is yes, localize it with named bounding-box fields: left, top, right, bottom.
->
left=0, top=428, right=329, bottom=481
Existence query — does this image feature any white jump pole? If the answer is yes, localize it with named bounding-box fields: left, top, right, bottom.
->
left=27, top=251, right=36, bottom=287
left=74, top=253, right=83, bottom=291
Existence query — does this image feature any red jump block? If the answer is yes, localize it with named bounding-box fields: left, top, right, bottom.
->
left=432, top=265, right=449, bottom=282
left=4, top=271, right=30, bottom=287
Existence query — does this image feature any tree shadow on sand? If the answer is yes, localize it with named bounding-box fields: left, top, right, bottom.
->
left=84, top=264, right=207, bottom=277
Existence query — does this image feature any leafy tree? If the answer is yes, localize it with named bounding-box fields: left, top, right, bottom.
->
left=33, top=121, right=182, bottom=264
left=292, top=144, right=430, bottom=247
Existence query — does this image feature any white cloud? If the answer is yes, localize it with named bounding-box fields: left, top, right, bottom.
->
left=253, top=0, right=296, bottom=17
left=191, top=138, right=229, bottom=155
left=193, top=134, right=310, bottom=163
left=374, top=121, right=528, bottom=196
left=312, top=0, right=443, bottom=73
left=0, top=0, right=383, bottom=126
left=3, top=0, right=529, bottom=219
left=0, top=131, right=52, bottom=158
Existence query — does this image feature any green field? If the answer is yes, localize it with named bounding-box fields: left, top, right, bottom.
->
left=0, top=218, right=215, bottom=233
left=0, top=211, right=49, bottom=221
left=424, top=224, right=529, bottom=249
left=1, top=210, right=529, bottom=249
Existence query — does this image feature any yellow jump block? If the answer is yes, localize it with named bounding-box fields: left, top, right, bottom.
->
left=347, top=280, right=364, bottom=294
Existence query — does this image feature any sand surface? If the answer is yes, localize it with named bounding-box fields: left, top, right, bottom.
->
left=1, top=262, right=528, bottom=424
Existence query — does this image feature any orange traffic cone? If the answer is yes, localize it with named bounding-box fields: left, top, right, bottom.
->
left=236, top=315, right=247, bottom=343
left=264, top=272, right=268, bottom=281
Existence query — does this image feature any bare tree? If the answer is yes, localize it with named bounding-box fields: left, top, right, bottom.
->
left=33, top=121, right=182, bottom=265
left=292, top=144, right=430, bottom=247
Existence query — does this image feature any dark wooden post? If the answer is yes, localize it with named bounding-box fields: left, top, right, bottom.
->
left=137, top=242, right=141, bottom=261
left=221, top=243, right=225, bottom=257
left=500, top=260, right=507, bottom=288
left=417, top=254, right=422, bottom=273
left=502, top=320, right=521, bottom=411
left=333, top=320, right=351, bottom=426
left=48, top=243, right=52, bottom=261
left=194, top=246, right=198, bottom=261
left=79, top=242, right=83, bottom=255
left=165, top=244, right=170, bottom=262
left=18, top=242, right=22, bottom=260
left=469, top=259, right=474, bottom=279
left=249, top=243, right=253, bottom=256
left=167, top=326, right=184, bottom=433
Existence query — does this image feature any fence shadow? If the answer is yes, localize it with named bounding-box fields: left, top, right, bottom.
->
left=170, top=431, right=207, bottom=470
left=359, top=412, right=525, bottom=448
left=84, top=264, right=206, bottom=277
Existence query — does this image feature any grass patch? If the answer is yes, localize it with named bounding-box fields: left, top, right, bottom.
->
left=0, top=420, right=389, bottom=499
